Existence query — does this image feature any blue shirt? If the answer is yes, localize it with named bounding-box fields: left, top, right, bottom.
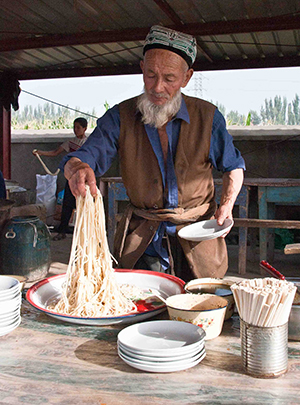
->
left=61, top=97, right=245, bottom=268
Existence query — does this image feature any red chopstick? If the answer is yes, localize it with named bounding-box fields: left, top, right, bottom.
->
left=259, top=260, right=285, bottom=280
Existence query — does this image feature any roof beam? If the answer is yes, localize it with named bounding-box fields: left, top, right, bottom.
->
left=17, top=64, right=143, bottom=80
left=152, top=0, right=213, bottom=63
left=1, top=14, right=300, bottom=52
left=192, top=54, right=300, bottom=71
left=15, top=54, right=300, bottom=81
left=152, top=0, right=184, bottom=25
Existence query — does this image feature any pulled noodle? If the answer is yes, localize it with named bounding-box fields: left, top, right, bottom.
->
left=49, top=185, right=137, bottom=317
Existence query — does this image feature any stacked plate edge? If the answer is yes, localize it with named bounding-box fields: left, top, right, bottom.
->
left=117, top=320, right=206, bottom=372
left=0, top=276, right=22, bottom=336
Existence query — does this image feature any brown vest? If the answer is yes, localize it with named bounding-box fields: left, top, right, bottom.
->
left=115, top=94, right=228, bottom=278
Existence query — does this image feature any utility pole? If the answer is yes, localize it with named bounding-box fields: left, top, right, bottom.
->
left=192, top=73, right=203, bottom=98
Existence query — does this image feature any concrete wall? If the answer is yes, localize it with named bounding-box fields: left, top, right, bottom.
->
left=10, top=126, right=300, bottom=201
left=229, top=126, right=300, bottom=180
left=10, top=129, right=118, bottom=200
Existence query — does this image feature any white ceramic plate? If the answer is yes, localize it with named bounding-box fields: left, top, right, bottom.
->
left=118, top=345, right=205, bottom=366
left=178, top=218, right=234, bottom=242
left=118, top=341, right=205, bottom=362
left=26, top=270, right=184, bottom=326
left=117, top=320, right=206, bottom=356
left=118, top=347, right=206, bottom=373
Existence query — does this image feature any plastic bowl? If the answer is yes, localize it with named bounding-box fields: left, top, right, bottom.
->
left=166, top=293, right=228, bottom=340
left=184, top=278, right=234, bottom=320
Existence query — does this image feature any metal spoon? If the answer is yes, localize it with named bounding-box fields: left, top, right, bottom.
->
left=149, top=289, right=167, bottom=304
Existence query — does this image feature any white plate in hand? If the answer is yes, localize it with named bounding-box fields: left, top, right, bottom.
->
left=178, top=218, right=234, bottom=242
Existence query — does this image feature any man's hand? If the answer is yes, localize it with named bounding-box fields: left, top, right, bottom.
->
left=64, top=157, right=97, bottom=197
left=215, top=168, right=244, bottom=237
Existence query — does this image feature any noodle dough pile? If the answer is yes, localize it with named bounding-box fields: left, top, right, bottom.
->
left=51, top=186, right=136, bottom=317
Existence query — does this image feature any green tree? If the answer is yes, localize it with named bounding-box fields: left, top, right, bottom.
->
left=226, top=110, right=245, bottom=125
left=249, top=110, right=261, bottom=125
left=292, top=94, right=300, bottom=124
left=288, top=103, right=295, bottom=125
left=261, top=96, right=287, bottom=124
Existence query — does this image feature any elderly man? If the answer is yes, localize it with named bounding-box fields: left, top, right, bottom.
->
left=61, top=25, right=245, bottom=282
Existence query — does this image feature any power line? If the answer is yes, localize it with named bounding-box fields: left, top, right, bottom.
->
left=20, top=89, right=98, bottom=119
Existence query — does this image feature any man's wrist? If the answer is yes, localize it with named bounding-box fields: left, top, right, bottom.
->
left=65, top=158, right=90, bottom=180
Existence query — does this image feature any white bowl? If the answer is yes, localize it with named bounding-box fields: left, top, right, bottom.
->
left=0, top=308, right=20, bottom=322
left=0, top=288, right=21, bottom=302
left=178, top=219, right=234, bottom=242
left=0, top=295, right=22, bottom=315
left=184, top=277, right=235, bottom=320
left=166, top=293, right=228, bottom=340
left=0, top=313, right=20, bottom=327
left=0, top=317, right=21, bottom=337
left=0, top=276, right=20, bottom=296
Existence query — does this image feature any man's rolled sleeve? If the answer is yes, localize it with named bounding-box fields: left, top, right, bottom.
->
left=209, top=109, right=246, bottom=173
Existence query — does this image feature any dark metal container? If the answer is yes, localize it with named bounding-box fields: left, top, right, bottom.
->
left=0, top=216, right=51, bottom=282
left=0, top=199, right=15, bottom=234
left=286, top=278, right=300, bottom=341
left=240, top=318, right=288, bottom=378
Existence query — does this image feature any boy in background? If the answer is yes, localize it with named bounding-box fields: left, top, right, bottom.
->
left=33, top=117, right=88, bottom=240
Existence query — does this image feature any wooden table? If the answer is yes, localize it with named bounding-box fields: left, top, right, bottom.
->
left=257, top=178, right=300, bottom=262
left=1, top=267, right=300, bottom=404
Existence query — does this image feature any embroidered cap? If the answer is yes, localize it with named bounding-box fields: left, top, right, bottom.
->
left=143, top=25, right=197, bottom=67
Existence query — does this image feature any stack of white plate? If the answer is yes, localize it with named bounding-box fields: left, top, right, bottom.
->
left=0, top=276, right=22, bottom=336
left=117, top=320, right=206, bottom=373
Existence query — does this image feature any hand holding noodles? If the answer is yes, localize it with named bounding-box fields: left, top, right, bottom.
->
left=49, top=186, right=136, bottom=317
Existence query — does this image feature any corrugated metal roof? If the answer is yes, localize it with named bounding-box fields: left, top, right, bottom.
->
left=0, top=0, right=300, bottom=80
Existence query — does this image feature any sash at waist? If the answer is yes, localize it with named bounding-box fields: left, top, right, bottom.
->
left=132, top=203, right=215, bottom=224
left=114, top=201, right=217, bottom=264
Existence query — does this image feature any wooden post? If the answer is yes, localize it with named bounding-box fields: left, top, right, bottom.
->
left=0, top=103, right=11, bottom=179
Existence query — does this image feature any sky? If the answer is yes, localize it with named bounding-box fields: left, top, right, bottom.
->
left=18, top=66, right=300, bottom=119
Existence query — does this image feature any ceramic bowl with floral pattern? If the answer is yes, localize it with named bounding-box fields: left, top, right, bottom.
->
left=166, top=293, right=228, bottom=340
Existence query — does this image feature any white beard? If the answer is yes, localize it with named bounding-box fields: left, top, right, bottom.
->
left=137, top=88, right=182, bottom=128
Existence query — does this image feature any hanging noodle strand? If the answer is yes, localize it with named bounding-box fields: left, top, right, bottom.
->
left=50, top=185, right=137, bottom=317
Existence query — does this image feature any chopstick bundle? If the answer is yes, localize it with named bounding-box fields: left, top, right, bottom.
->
left=231, top=278, right=296, bottom=327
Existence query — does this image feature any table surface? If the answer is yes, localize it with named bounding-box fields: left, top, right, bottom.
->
left=1, top=266, right=300, bottom=405
left=100, top=176, right=300, bottom=187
